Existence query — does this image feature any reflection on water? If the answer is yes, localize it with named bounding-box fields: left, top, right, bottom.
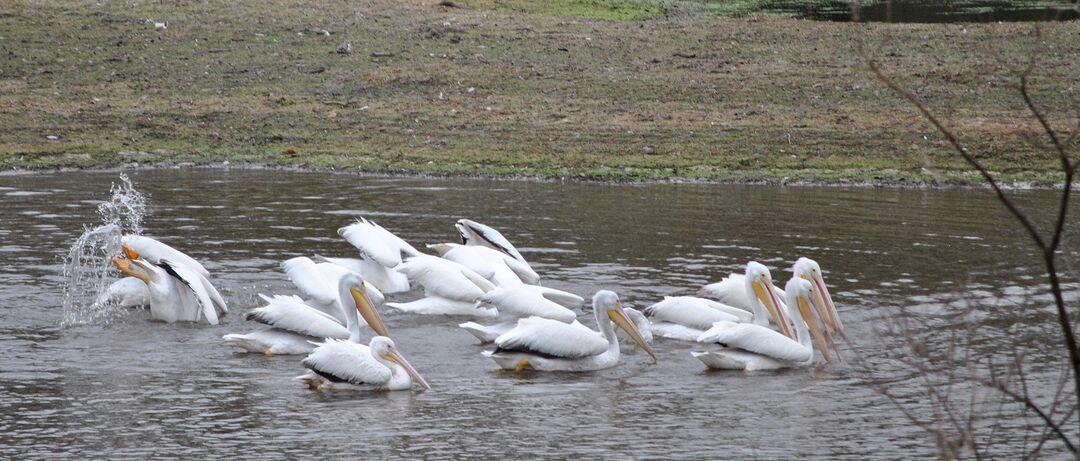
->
left=0, top=169, right=1076, bottom=458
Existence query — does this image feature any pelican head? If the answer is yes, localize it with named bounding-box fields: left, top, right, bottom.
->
left=111, top=256, right=153, bottom=284
left=745, top=261, right=793, bottom=339
left=455, top=218, right=524, bottom=262
left=792, top=257, right=842, bottom=337
left=594, top=291, right=656, bottom=362
left=342, top=272, right=388, bottom=336
left=369, top=336, right=430, bottom=389
left=784, top=277, right=830, bottom=362
left=426, top=242, right=459, bottom=256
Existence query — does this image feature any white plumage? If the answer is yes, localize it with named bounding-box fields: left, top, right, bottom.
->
left=243, top=294, right=350, bottom=340
left=455, top=219, right=529, bottom=264
left=222, top=329, right=318, bottom=355
left=386, top=296, right=497, bottom=317
left=485, top=290, right=655, bottom=372
left=395, top=255, right=495, bottom=302
left=316, top=255, right=410, bottom=294
left=495, top=317, right=608, bottom=359
left=692, top=278, right=826, bottom=371
left=338, top=218, right=419, bottom=268
left=699, top=273, right=785, bottom=312
left=121, top=235, right=210, bottom=278
left=644, top=296, right=751, bottom=331
left=477, top=285, right=579, bottom=322
left=300, top=338, right=392, bottom=386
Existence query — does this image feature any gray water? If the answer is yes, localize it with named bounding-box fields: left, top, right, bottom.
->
left=0, top=169, right=1076, bottom=459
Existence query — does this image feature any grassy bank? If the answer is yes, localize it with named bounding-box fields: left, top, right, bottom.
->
left=0, top=0, right=1076, bottom=184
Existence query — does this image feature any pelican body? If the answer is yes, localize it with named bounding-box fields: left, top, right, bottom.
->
left=485, top=291, right=655, bottom=372
left=296, top=272, right=430, bottom=391
left=693, top=278, right=829, bottom=371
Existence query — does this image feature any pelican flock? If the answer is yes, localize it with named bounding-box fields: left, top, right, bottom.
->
left=101, top=212, right=846, bottom=392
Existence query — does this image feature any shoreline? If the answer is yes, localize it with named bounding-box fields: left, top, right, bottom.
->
left=3, top=160, right=1068, bottom=190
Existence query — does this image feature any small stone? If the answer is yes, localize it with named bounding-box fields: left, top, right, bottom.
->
left=45, top=135, right=59, bottom=140
left=337, top=43, right=352, bottom=54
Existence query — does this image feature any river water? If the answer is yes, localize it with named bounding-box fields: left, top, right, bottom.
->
left=0, top=169, right=1076, bottom=459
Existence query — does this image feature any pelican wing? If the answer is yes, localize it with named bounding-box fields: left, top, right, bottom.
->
left=246, top=294, right=349, bottom=339
left=457, top=219, right=527, bottom=264
left=338, top=218, right=417, bottom=268
left=386, top=297, right=496, bottom=317
left=699, top=274, right=785, bottom=311
left=494, top=317, right=607, bottom=359
left=302, top=339, right=390, bottom=386
left=159, top=259, right=218, bottom=325
left=123, top=235, right=210, bottom=277
left=396, top=256, right=494, bottom=302
left=318, top=256, right=410, bottom=293
left=643, top=296, right=745, bottom=330
left=282, top=257, right=337, bottom=305
left=697, top=321, right=810, bottom=363
left=478, top=286, right=577, bottom=323
left=533, top=286, right=584, bottom=310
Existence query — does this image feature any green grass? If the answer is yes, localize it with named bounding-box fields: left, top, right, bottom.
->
left=0, top=0, right=1076, bottom=184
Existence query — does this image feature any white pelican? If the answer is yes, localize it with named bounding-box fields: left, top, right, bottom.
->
left=97, top=277, right=150, bottom=308
left=222, top=294, right=349, bottom=355
left=619, top=307, right=654, bottom=345
left=698, top=264, right=786, bottom=312
left=456, top=219, right=531, bottom=267
left=121, top=235, right=211, bottom=279
left=428, top=242, right=538, bottom=286
left=792, top=257, right=843, bottom=338
left=337, top=218, right=417, bottom=293
left=280, top=256, right=386, bottom=323
left=484, top=290, right=655, bottom=372
left=386, top=255, right=496, bottom=317
left=692, top=278, right=829, bottom=371
left=458, top=284, right=583, bottom=343
left=644, top=262, right=788, bottom=341
left=111, top=242, right=227, bottom=324
left=222, top=262, right=386, bottom=355
left=296, top=272, right=430, bottom=391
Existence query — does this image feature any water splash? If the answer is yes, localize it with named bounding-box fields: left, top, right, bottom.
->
left=60, top=174, right=149, bottom=326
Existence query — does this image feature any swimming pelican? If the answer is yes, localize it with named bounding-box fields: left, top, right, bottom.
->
left=451, top=219, right=535, bottom=278
left=111, top=243, right=227, bottom=324
left=222, top=294, right=349, bottom=355
left=222, top=262, right=386, bottom=355
left=645, top=262, right=788, bottom=341
left=428, top=242, right=538, bottom=286
left=337, top=218, right=417, bottom=293
left=792, top=257, right=843, bottom=338
left=698, top=264, right=786, bottom=312
left=280, top=256, right=385, bottom=323
left=386, top=255, right=497, bottom=317
left=692, top=278, right=829, bottom=371
left=97, top=277, right=150, bottom=308
left=458, top=284, right=583, bottom=343
left=619, top=306, right=654, bottom=345
left=484, top=290, right=656, bottom=372
left=296, top=272, right=430, bottom=391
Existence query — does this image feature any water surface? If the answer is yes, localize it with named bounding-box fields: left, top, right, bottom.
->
left=0, top=169, right=1074, bottom=459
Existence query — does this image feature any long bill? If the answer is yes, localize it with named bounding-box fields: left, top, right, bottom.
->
left=754, top=277, right=793, bottom=339
left=811, top=271, right=844, bottom=338
left=384, top=346, right=430, bottom=390
left=803, top=273, right=842, bottom=360
left=796, top=292, right=830, bottom=363
left=351, top=283, right=389, bottom=336
left=111, top=256, right=150, bottom=283
left=607, top=302, right=657, bottom=362
left=121, top=243, right=141, bottom=261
